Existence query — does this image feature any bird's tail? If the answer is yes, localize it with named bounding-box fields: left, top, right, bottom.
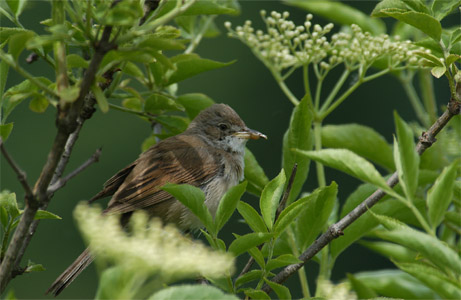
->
left=46, top=248, right=94, bottom=296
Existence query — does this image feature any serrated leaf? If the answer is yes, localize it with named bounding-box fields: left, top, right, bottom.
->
left=372, top=213, right=461, bottom=274
left=215, top=181, right=246, bottom=233
left=228, top=232, right=272, bottom=256
left=285, top=0, right=386, bottom=35
left=295, top=182, right=337, bottom=251
left=282, top=95, right=313, bottom=205
left=264, top=279, right=291, bottom=300
left=0, top=123, right=13, bottom=141
left=167, top=54, right=234, bottom=85
left=237, top=201, right=268, bottom=233
left=266, top=254, right=302, bottom=272
left=359, top=240, right=417, bottom=263
left=162, top=183, right=213, bottom=232
left=295, top=149, right=394, bottom=195
left=393, top=261, right=461, bottom=299
left=243, top=288, right=270, bottom=300
left=247, top=246, right=265, bottom=268
left=0, top=27, right=29, bottom=44
left=393, top=112, right=419, bottom=200
left=235, top=269, right=263, bottom=288
left=431, top=0, right=461, bottom=21
left=427, top=160, right=458, bottom=228
left=260, top=170, right=286, bottom=230
left=322, top=123, right=394, bottom=171
left=34, top=210, right=61, bottom=220
left=377, top=9, right=442, bottom=41
left=176, top=93, right=214, bottom=119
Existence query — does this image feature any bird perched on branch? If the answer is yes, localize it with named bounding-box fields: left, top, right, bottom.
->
left=47, top=103, right=266, bottom=296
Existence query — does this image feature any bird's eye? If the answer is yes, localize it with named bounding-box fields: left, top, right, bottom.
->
left=218, top=123, right=229, bottom=131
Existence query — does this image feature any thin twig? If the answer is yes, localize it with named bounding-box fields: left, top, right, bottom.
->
left=237, top=164, right=298, bottom=279
left=0, top=139, right=34, bottom=202
left=261, top=97, right=461, bottom=294
left=47, top=148, right=102, bottom=194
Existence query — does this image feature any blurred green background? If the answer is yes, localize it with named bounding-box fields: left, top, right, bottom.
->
left=0, top=0, right=454, bottom=299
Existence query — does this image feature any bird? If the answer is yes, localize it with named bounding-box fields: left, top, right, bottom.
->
left=46, top=103, right=266, bottom=296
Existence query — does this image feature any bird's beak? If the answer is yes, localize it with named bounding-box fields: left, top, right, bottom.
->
left=233, top=128, right=267, bottom=140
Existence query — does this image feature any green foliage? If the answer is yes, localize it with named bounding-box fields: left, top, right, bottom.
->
left=149, top=285, right=239, bottom=300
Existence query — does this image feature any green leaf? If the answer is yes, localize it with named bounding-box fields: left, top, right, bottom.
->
left=247, top=246, right=265, bottom=268
left=167, top=54, right=235, bottom=85
left=144, top=94, right=183, bottom=114
left=393, top=112, right=419, bottom=200
left=0, top=55, right=9, bottom=98
left=29, top=94, right=49, bottom=113
left=393, top=261, right=461, bottom=299
left=99, top=0, right=143, bottom=26
left=228, top=232, right=272, bottom=256
left=266, top=254, right=302, bottom=272
left=359, top=240, right=417, bottom=263
left=176, top=93, right=214, bottom=119
left=401, top=0, right=430, bottom=14
left=237, top=201, right=268, bottom=233
left=235, top=270, right=263, bottom=288
left=372, top=213, right=461, bottom=274
left=260, top=170, right=286, bottom=230
left=95, top=266, right=134, bottom=299
left=431, top=65, right=446, bottom=78
left=0, top=123, right=13, bottom=140
left=141, top=135, right=157, bottom=152
left=34, top=210, right=61, bottom=220
left=322, top=124, right=394, bottom=171
left=451, top=28, right=461, bottom=45
left=123, top=97, right=142, bottom=112
left=414, top=50, right=444, bottom=66
left=183, top=0, right=240, bottom=16
left=149, top=284, right=239, bottom=300
left=375, top=9, right=442, bottom=41
left=347, top=273, right=377, bottom=299
left=282, top=95, right=313, bottom=204
left=0, top=191, right=20, bottom=220
left=6, top=0, right=27, bottom=17
left=25, top=262, right=45, bottom=273
left=8, top=30, right=35, bottom=61
left=284, top=0, right=386, bottom=35
left=0, top=27, right=29, bottom=44
left=264, top=279, right=291, bottom=300
left=58, top=85, right=80, bottom=103
left=244, top=148, right=269, bottom=196
left=215, top=181, right=246, bottom=233
left=295, top=149, right=393, bottom=195
left=354, top=269, right=438, bottom=299
left=66, top=54, right=89, bottom=69
left=427, top=160, right=458, bottom=228
left=0, top=206, right=8, bottom=228
left=91, top=84, right=108, bottom=113
left=295, top=183, right=337, bottom=251
left=138, top=36, right=185, bottom=51
left=431, top=0, right=461, bottom=21
left=445, top=210, right=461, bottom=227
left=243, top=288, right=270, bottom=300
left=162, top=183, right=213, bottom=232
left=155, top=115, right=188, bottom=135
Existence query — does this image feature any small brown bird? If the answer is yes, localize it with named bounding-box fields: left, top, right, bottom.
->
left=47, top=103, right=266, bottom=296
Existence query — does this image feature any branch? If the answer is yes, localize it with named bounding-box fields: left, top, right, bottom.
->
left=262, top=96, right=461, bottom=294
left=237, top=164, right=298, bottom=279
left=0, top=20, right=116, bottom=292
left=47, top=148, right=102, bottom=194
left=0, top=139, right=35, bottom=203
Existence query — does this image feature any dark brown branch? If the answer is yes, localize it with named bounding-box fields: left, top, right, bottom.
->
left=0, top=22, right=116, bottom=292
left=261, top=97, right=460, bottom=294
left=139, top=0, right=161, bottom=25
left=47, top=148, right=102, bottom=194
left=237, top=164, right=298, bottom=279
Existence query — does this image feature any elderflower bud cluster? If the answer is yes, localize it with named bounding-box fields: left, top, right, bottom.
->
left=225, top=11, right=427, bottom=72
left=74, top=203, right=234, bottom=280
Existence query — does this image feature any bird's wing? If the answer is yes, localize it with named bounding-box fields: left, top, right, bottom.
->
left=104, top=134, right=222, bottom=214
left=89, top=163, right=136, bottom=203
